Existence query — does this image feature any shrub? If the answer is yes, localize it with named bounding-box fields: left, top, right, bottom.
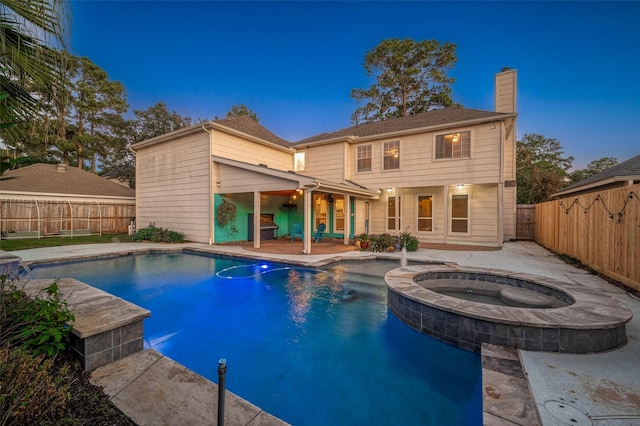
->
left=1, top=278, right=75, bottom=357
left=398, top=229, right=420, bottom=252
left=133, top=225, right=186, bottom=243
left=0, top=347, right=71, bottom=425
left=369, top=233, right=395, bottom=252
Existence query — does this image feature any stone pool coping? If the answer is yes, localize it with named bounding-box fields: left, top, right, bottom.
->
left=386, top=263, right=633, bottom=353
left=22, top=278, right=150, bottom=371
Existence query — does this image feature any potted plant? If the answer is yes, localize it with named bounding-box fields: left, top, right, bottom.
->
left=357, top=233, right=370, bottom=250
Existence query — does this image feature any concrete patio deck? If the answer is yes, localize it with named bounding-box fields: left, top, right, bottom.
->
left=8, top=240, right=640, bottom=425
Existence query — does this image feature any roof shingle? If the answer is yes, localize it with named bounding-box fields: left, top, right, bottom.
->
left=215, top=116, right=291, bottom=148
left=0, top=164, right=136, bottom=198
left=295, top=107, right=515, bottom=144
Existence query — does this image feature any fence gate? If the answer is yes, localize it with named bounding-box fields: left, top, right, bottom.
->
left=516, top=204, right=536, bottom=240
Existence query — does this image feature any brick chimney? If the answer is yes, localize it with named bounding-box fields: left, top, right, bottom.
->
left=495, top=67, right=517, bottom=113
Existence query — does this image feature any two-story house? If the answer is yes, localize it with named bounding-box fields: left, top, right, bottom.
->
left=131, top=68, right=517, bottom=253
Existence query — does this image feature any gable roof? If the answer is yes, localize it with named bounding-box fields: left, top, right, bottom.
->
left=0, top=163, right=136, bottom=198
left=214, top=116, right=291, bottom=148
left=553, top=154, right=640, bottom=198
left=214, top=156, right=380, bottom=198
left=295, top=107, right=517, bottom=145
left=131, top=115, right=293, bottom=152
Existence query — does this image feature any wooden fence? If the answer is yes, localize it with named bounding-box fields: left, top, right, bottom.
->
left=0, top=199, right=135, bottom=238
left=535, top=183, right=640, bottom=292
left=516, top=204, right=536, bottom=240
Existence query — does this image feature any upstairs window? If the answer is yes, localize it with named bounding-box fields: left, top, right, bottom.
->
left=294, top=152, right=305, bottom=171
left=435, top=131, right=471, bottom=159
left=383, top=140, right=400, bottom=170
left=357, top=144, right=372, bottom=172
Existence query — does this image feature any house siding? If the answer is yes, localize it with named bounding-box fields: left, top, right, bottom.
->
left=334, top=124, right=502, bottom=190
left=495, top=68, right=517, bottom=113
left=217, top=164, right=300, bottom=193
left=213, top=130, right=292, bottom=171
left=135, top=132, right=211, bottom=243
left=298, top=142, right=347, bottom=182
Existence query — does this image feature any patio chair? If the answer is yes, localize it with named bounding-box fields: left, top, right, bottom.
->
left=315, top=223, right=326, bottom=243
left=291, top=222, right=304, bottom=241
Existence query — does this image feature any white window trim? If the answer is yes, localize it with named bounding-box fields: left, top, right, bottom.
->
left=433, top=129, right=473, bottom=161
left=449, top=191, right=470, bottom=236
left=416, top=194, right=435, bottom=233
left=382, top=140, right=401, bottom=171
left=333, top=195, right=346, bottom=233
left=356, top=143, right=373, bottom=174
left=294, top=152, right=306, bottom=172
left=386, top=195, right=401, bottom=231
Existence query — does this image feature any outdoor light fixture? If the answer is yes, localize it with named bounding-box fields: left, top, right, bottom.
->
left=457, top=184, right=464, bottom=190
left=386, top=187, right=393, bottom=192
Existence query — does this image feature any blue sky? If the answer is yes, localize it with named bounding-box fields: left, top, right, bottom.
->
left=69, top=1, right=640, bottom=169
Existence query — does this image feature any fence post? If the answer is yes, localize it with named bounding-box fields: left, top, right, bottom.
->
left=217, top=359, right=227, bottom=425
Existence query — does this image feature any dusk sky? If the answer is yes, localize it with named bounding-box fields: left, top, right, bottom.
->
left=69, top=1, right=640, bottom=170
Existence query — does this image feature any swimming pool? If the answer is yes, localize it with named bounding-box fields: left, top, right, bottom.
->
left=32, top=252, right=482, bottom=425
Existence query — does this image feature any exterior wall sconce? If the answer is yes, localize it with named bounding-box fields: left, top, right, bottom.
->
left=386, top=187, right=393, bottom=192
left=216, top=181, right=221, bottom=187
left=457, top=184, right=464, bottom=190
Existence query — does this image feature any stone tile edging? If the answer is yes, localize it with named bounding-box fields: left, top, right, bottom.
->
left=385, top=264, right=633, bottom=353
left=23, top=278, right=150, bottom=371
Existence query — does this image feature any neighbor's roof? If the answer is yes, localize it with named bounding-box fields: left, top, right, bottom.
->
left=553, top=154, right=640, bottom=198
left=295, top=108, right=517, bottom=145
left=0, top=163, right=136, bottom=198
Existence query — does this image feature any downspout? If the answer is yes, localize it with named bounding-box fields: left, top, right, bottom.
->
left=128, top=146, right=138, bottom=234
left=497, top=121, right=505, bottom=246
left=202, top=125, right=215, bottom=245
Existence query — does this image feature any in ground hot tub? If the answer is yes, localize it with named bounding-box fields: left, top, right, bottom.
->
left=385, top=264, right=632, bottom=353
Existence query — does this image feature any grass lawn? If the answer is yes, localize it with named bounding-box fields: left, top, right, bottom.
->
left=0, top=234, right=134, bottom=251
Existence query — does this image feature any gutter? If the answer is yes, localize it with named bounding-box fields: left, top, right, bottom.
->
left=0, top=191, right=135, bottom=201
left=295, top=114, right=518, bottom=148
left=132, top=122, right=293, bottom=154
left=202, top=125, right=215, bottom=245
left=552, top=175, right=640, bottom=198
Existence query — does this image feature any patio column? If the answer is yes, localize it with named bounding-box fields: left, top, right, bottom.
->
left=443, top=185, right=449, bottom=244
left=253, top=191, right=261, bottom=249
left=303, top=189, right=312, bottom=254
left=497, top=183, right=504, bottom=246
left=344, top=194, right=351, bottom=245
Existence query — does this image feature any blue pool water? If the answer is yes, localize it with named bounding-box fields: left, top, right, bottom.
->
left=32, top=252, right=482, bottom=425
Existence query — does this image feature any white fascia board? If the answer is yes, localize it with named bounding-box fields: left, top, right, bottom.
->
left=297, top=114, right=518, bottom=147
left=0, top=191, right=135, bottom=202
left=552, top=175, right=640, bottom=198
left=132, top=122, right=294, bottom=153
left=213, top=156, right=314, bottom=187
left=208, top=122, right=294, bottom=153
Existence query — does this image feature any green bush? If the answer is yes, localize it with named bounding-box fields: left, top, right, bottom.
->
left=398, top=229, right=419, bottom=251
left=369, top=233, right=396, bottom=252
left=1, top=278, right=75, bottom=357
left=0, top=347, right=71, bottom=425
left=132, top=225, right=186, bottom=243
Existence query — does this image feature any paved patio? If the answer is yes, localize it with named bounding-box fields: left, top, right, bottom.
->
left=8, top=240, right=640, bottom=425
